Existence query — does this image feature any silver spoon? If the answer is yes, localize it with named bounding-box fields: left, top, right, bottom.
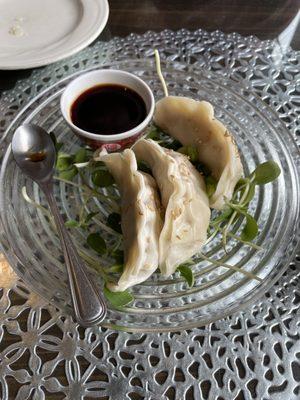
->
left=12, top=124, right=107, bottom=327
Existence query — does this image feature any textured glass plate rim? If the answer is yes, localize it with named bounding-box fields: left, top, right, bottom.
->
left=0, top=60, right=300, bottom=332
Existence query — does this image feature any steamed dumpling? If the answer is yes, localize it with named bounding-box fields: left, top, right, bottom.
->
left=154, top=96, right=243, bottom=209
left=133, top=139, right=210, bottom=276
left=98, top=149, right=162, bottom=292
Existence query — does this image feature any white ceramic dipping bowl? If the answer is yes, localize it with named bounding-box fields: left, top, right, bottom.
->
left=60, top=69, right=155, bottom=150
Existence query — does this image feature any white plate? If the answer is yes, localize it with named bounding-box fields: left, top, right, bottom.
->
left=0, top=0, right=109, bottom=70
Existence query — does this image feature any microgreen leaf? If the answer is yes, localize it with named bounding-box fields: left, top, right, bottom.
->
left=177, top=264, right=195, bottom=287
left=65, top=219, right=79, bottom=228
left=178, top=145, right=198, bottom=162
left=87, top=161, right=108, bottom=175
left=234, top=178, right=249, bottom=192
left=146, top=128, right=161, bottom=141
left=56, top=153, right=73, bottom=171
left=205, top=175, right=217, bottom=198
left=241, top=212, right=258, bottom=241
left=92, top=170, right=115, bottom=187
left=59, top=166, right=78, bottom=180
left=108, top=264, right=124, bottom=273
left=107, top=212, right=122, bottom=233
left=85, top=211, right=99, bottom=223
left=74, top=148, right=88, bottom=163
left=103, top=285, right=134, bottom=307
left=111, top=249, right=124, bottom=264
left=87, top=233, right=107, bottom=255
left=252, top=161, right=281, bottom=185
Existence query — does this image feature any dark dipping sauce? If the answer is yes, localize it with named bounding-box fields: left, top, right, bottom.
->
left=27, top=151, right=46, bottom=162
left=71, top=84, right=147, bottom=135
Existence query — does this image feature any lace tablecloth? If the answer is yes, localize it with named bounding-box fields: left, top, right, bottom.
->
left=0, top=29, right=299, bottom=400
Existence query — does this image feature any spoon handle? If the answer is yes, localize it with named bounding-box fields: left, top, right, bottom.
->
left=41, top=182, right=107, bottom=327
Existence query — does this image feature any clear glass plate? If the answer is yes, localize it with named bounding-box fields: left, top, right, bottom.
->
left=0, top=59, right=299, bottom=332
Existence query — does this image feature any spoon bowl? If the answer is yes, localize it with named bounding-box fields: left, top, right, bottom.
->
left=12, top=124, right=56, bottom=183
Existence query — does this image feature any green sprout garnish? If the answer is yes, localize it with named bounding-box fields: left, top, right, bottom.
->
left=103, top=285, right=134, bottom=308
left=177, top=263, right=195, bottom=287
